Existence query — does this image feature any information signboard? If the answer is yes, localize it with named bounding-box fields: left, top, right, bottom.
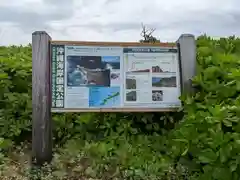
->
left=32, top=32, right=196, bottom=164
left=51, top=42, right=182, bottom=112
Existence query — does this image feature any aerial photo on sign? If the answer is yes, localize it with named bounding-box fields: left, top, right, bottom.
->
left=51, top=44, right=182, bottom=110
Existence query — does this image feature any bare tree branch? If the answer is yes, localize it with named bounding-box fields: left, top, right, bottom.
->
left=140, top=23, right=159, bottom=43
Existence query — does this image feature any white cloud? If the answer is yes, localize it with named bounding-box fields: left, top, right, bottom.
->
left=0, top=0, right=239, bottom=45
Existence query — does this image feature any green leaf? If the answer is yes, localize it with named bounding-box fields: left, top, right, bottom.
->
left=212, top=167, right=232, bottom=180
left=181, top=146, right=189, bottom=156
left=172, top=139, right=188, bottom=143
left=223, top=119, right=232, bottom=127
left=219, top=146, right=231, bottom=163
left=236, top=81, right=240, bottom=91
left=229, top=160, right=238, bottom=172
left=198, top=149, right=218, bottom=163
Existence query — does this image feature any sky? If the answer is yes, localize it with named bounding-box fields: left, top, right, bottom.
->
left=102, top=56, right=120, bottom=63
left=0, top=0, right=239, bottom=45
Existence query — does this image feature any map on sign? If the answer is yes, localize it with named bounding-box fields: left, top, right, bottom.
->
left=51, top=44, right=182, bottom=110
left=89, top=87, right=120, bottom=107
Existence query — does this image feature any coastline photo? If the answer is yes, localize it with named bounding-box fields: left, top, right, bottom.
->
left=152, top=76, right=177, bottom=87
left=102, top=56, right=120, bottom=70
left=67, top=56, right=111, bottom=87
left=126, top=91, right=137, bottom=101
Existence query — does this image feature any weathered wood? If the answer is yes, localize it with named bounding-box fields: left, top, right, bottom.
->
left=177, top=34, right=196, bottom=94
left=51, top=40, right=177, bottom=47
left=32, top=31, right=52, bottom=165
left=51, top=107, right=179, bottom=112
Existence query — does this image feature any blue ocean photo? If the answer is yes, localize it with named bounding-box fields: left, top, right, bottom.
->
left=102, top=56, right=120, bottom=70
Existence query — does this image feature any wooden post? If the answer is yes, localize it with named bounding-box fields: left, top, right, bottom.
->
left=32, top=31, right=52, bottom=165
left=177, top=34, right=196, bottom=94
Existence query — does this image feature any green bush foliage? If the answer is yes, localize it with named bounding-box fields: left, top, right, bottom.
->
left=0, top=45, right=32, bottom=141
left=1, top=35, right=240, bottom=179
left=169, top=35, right=240, bottom=180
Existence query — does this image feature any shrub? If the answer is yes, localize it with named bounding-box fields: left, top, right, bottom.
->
left=169, top=35, right=240, bottom=180
left=0, top=45, right=32, bottom=149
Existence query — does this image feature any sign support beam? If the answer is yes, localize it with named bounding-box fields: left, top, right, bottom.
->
left=177, top=34, right=197, bottom=94
left=32, top=31, right=52, bottom=165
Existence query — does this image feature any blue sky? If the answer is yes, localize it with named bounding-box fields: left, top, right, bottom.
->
left=152, top=77, right=161, bottom=83
left=102, top=56, right=120, bottom=63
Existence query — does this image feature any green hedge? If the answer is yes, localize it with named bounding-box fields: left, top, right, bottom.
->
left=170, top=35, right=240, bottom=180
left=1, top=35, right=240, bottom=179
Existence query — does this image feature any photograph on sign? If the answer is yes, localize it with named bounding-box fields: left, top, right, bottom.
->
left=152, top=90, right=163, bottom=101
left=51, top=44, right=182, bottom=111
left=152, top=76, right=177, bottom=87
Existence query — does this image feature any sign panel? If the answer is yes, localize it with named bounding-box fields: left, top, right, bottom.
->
left=51, top=42, right=181, bottom=112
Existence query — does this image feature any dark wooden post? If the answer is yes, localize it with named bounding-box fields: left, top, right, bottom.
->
left=32, top=31, right=52, bottom=165
left=177, top=34, right=196, bottom=94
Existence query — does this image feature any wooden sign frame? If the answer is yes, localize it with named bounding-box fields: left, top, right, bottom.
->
left=31, top=31, right=196, bottom=165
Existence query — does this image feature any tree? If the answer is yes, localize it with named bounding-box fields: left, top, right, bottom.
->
left=139, top=23, right=160, bottom=43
